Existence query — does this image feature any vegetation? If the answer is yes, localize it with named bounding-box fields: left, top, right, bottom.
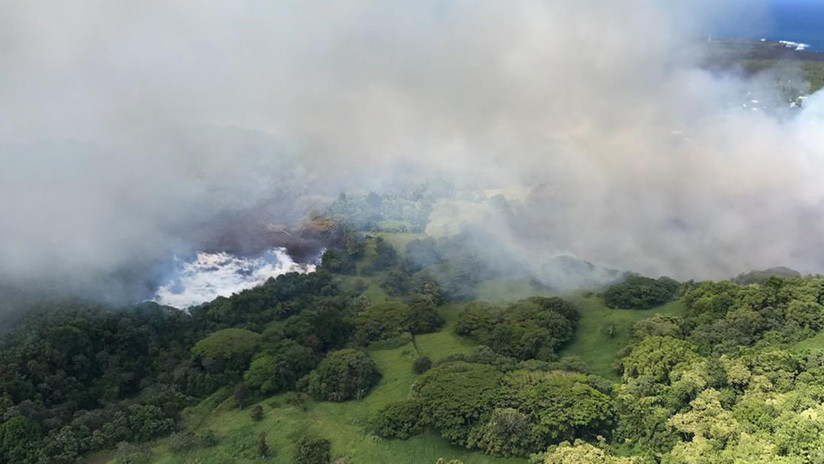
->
left=455, top=297, right=579, bottom=360
left=302, top=349, right=382, bottom=402
left=7, top=223, right=824, bottom=463
left=292, top=433, right=331, bottom=464
left=603, top=275, right=679, bottom=309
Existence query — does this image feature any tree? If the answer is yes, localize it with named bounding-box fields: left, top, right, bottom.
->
left=456, top=297, right=579, bottom=361
left=604, top=275, right=679, bottom=309
left=381, top=269, right=411, bottom=296
left=496, top=370, right=614, bottom=451
left=354, top=302, right=411, bottom=344
left=468, top=408, right=537, bottom=457
left=543, top=440, right=644, bottom=464
left=304, top=349, right=381, bottom=401
left=621, top=336, right=699, bottom=383
left=364, top=237, right=398, bottom=273
left=412, top=362, right=503, bottom=445
left=0, top=416, right=41, bottom=462
left=243, top=340, right=317, bottom=394
left=373, top=399, right=425, bottom=439
left=406, top=294, right=445, bottom=334
left=234, top=383, right=251, bottom=409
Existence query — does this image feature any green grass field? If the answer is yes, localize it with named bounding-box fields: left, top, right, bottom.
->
left=477, top=278, right=688, bottom=381
left=792, top=330, right=824, bottom=352
left=561, top=297, right=686, bottom=381
left=475, top=278, right=554, bottom=304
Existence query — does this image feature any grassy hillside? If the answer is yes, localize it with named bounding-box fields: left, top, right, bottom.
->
left=131, top=304, right=524, bottom=464
left=561, top=297, right=686, bottom=381
left=80, top=236, right=690, bottom=463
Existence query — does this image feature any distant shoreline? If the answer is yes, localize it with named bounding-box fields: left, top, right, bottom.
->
left=707, top=37, right=824, bottom=62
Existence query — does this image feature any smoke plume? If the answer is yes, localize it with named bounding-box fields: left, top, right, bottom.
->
left=2, top=0, right=823, bottom=307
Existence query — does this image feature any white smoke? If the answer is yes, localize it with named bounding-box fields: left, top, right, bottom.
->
left=3, top=0, right=824, bottom=305
left=153, top=248, right=314, bottom=309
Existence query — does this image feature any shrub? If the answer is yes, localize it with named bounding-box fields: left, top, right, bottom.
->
left=293, top=433, right=331, bottom=464
left=250, top=405, right=264, bottom=422
left=413, top=355, right=433, bottom=374
left=257, top=431, right=269, bottom=457
left=373, top=400, right=426, bottom=439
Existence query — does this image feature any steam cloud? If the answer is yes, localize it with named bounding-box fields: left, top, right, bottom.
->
left=153, top=248, right=315, bottom=309
left=2, top=0, right=823, bottom=307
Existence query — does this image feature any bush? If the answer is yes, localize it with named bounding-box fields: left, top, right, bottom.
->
left=373, top=400, right=426, bottom=439
left=304, top=349, right=381, bottom=401
left=257, top=431, right=269, bottom=457
left=603, top=275, right=679, bottom=309
left=293, top=433, right=331, bottom=464
left=413, top=356, right=433, bottom=374
left=250, top=405, right=264, bottom=422
left=168, top=432, right=198, bottom=453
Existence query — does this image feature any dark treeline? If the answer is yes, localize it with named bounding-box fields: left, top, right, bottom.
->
left=0, top=269, right=354, bottom=463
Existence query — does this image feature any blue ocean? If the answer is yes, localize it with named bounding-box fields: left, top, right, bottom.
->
left=726, top=0, right=824, bottom=51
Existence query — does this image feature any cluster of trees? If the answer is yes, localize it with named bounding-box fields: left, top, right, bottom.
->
left=353, top=296, right=444, bottom=345
left=374, top=358, right=613, bottom=458
left=315, top=220, right=365, bottom=275
left=373, top=275, right=824, bottom=463
left=597, top=276, right=824, bottom=462
left=324, top=180, right=454, bottom=234
left=455, top=297, right=579, bottom=361
left=325, top=191, right=433, bottom=233
left=603, top=275, right=679, bottom=309
left=0, top=267, right=378, bottom=463
left=0, top=303, right=199, bottom=464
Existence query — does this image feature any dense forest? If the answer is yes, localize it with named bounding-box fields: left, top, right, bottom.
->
left=3, top=220, right=824, bottom=464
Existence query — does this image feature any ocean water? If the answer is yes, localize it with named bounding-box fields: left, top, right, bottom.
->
left=728, top=0, right=824, bottom=51
left=765, top=0, right=824, bottom=51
